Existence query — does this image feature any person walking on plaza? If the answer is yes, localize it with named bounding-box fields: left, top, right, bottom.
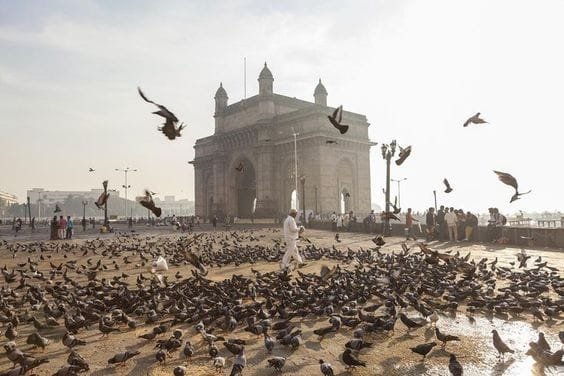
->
left=66, top=216, right=73, bottom=239
left=15, top=218, right=22, bottom=236
left=436, top=205, right=445, bottom=240
left=425, top=208, right=436, bottom=241
left=212, top=215, right=217, bottom=231
left=58, top=215, right=67, bottom=239
left=405, top=208, right=419, bottom=240
left=31, top=217, right=35, bottom=232
left=281, top=209, right=305, bottom=271
left=465, top=211, right=478, bottom=241
left=50, top=216, right=58, bottom=240
left=330, top=211, right=337, bottom=232
left=444, top=207, right=458, bottom=242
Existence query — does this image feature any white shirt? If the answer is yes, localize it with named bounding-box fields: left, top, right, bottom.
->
left=284, top=215, right=300, bottom=241
left=445, top=211, right=458, bottom=225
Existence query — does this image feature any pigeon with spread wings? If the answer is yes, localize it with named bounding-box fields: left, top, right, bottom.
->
left=493, top=170, right=531, bottom=203
left=94, top=183, right=110, bottom=209
left=139, top=190, right=162, bottom=217
left=395, top=145, right=412, bottom=166
left=328, top=105, right=349, bottom=134
left=138, top=87, right=185, bottom=140
left=463, top=112, right=488, bottom=127
left=88, top=168, right=95, bottom=173
left=235, top=162, right=244, bottom=172
left=443, top=179, right=453, bottom=193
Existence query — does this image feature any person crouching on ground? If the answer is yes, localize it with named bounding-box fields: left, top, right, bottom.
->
left=281, top=209, right=305, bottom=271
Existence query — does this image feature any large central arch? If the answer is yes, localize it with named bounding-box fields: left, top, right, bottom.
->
left=232, top=158, right=256, bottom=218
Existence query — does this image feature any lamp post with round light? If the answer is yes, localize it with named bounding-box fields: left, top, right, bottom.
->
left=381, top=140, right=397, bottom=236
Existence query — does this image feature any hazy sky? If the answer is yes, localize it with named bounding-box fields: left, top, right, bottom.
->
left=1, top=0, right=562, bottom=214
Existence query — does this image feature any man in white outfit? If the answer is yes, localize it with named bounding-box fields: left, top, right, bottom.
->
left=281, top=209, right=305, bottom=270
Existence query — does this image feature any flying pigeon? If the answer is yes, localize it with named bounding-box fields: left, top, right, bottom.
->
left=94, top=183, right=110, bottom=209
left=395, top=145, right=412, bottom=166
left=138, top=87, right=185, bottom=140
left=235, top=162, right=244, bottom=172
left=328, top=105, right=349, bottom=134
left=139, top=190, right=162, bottom=217
left=326, top=140, right=338, bottom=144
left=493, top=170, right=531, bottom=203
left=463, top=112, right=488, bottom=127
left=88, top=168, right=95, bottom=172
left=443, top=178, right=453, bottom=193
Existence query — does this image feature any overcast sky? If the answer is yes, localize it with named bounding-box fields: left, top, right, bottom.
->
left=1, top=0, right=562, bottom=214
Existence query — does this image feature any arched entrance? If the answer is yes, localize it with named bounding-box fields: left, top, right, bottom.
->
left=235, top=160, right=256, bottom=218
left=340, top=189, right=350, bottom=213
left=290, top=189, right=299, bottom=211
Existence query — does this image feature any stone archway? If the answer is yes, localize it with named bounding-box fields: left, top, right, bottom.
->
left=233, top=158, right=256, bottom=218
left=335, top=158, right=354, bottom=213
left=340, top=188, right=351, bottom=213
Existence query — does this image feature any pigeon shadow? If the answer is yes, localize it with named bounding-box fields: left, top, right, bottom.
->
left=406, top=362, right=428, bottom=374
left=427, top=347, right=450, bottom=359
left=304, top=340, right=322, bottom=351
left=424, top=327, right=434, bottom=341
left=490, top=357, right=516, bottom=375
left=387, top=332, right=417, bottom=347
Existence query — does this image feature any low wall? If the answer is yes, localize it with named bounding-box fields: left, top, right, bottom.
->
left=305, top=221, right=564, bottom=249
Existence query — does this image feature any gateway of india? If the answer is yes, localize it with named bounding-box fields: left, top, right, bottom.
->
left=191, top=63, right=374, bottom=219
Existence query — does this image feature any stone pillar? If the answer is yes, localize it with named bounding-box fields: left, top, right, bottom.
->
left=212, top=156, right=226, bottom=217
left=193, top=165, right=205, bottom=217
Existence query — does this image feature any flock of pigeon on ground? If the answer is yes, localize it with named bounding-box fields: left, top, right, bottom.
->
left=0, top=228, right=562, bottom=375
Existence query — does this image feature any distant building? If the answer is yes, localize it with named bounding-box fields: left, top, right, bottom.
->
left=0, top=191, right=18, bottom=206
left=27, top=188, right=121, bottom=205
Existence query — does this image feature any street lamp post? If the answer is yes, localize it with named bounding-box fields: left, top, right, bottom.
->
left=391, top=178, right=407, bottom=208
left=115, top=167, right=137, bottom=220
left=381, top=140, right=397, bottom=236
left=26, top=197, right=31, bottom=226
left=82, top=200, right=88, bottom=231
left=300, top=176, right=306, bottom=224
left=314, top=186, right=318, bottom=215
left=102, top=180, right=109, bottom=227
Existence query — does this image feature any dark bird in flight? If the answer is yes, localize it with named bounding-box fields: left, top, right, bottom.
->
left=493, top=170, right=531, bottom=203
left=139, top=190, right=162, bottom=218
left=54, top=204, right=62, bottom=213
left=138, top=87, right=185, bottom=140
left=389, top=196, right=401, bottom=214
left=443, top=178, right=453, bottom=193
left=94, top=183, right=110, bottom=209
left=463, top=112, right=488, bottom=127
left=395, top=145, right=412, bottom=166
left=88, top=168, right=95, bottom=172
left=328, top=105, right=349, bottom=134
left=235, top=162, right=244, bottom=172
left=326, top=140, right=338, bottom=144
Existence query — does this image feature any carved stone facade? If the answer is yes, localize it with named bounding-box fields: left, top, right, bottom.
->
left=191, top=63, right=374, bottom=219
